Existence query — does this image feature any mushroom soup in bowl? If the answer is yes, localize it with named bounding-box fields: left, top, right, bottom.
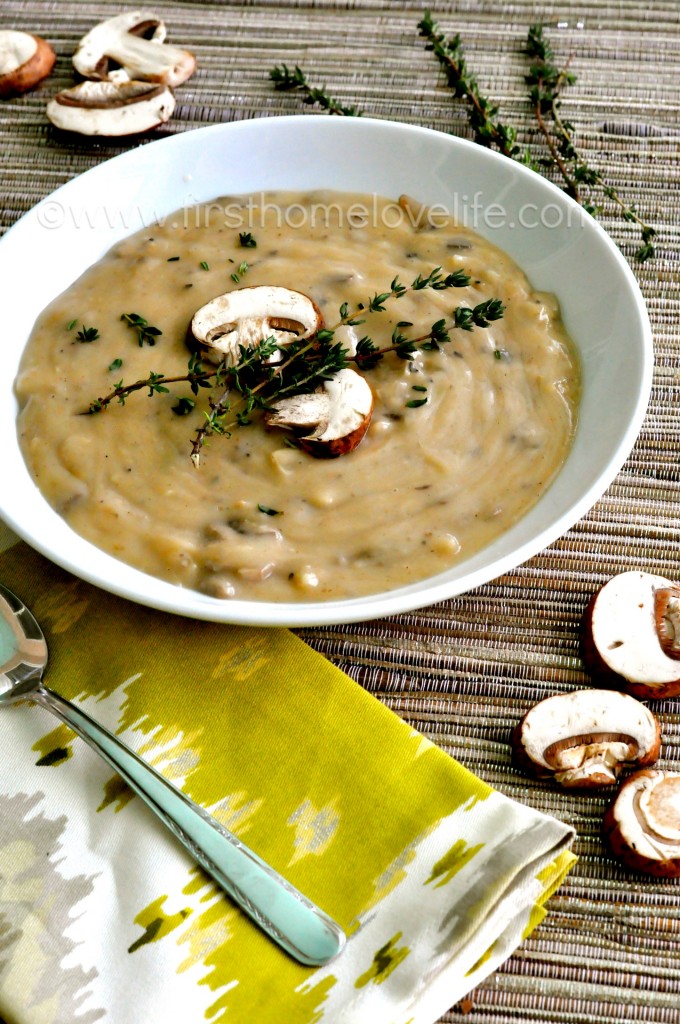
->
left=0, top=117, right=652, bottom=626
left=14, top=189, right=579, bottom=602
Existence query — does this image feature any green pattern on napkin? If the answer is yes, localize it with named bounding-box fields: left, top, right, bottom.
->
left=0, top=544, right=575, bottom=1024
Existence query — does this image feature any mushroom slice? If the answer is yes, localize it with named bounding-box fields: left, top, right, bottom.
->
left=264, top=368, right=373, bottom=458
left=0, top=30, right=56, bottom=98
left=603, top=769, right=680, bottom=877
left=512, top=689, right=661, bottom=789
left=46, top=79, right=175, bottom=136
left=72, top=11, right=196, bottom=87
left=654, top=585, right=680, bottom=660
left=583, top=571, right=680, bottom=699
left=189, top=286, right=324, bottom=367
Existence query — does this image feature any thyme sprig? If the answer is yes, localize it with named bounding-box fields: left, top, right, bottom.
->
left=269, top=64, right=361, bottom=116
left=87, top=268, right=504, bottom=465
left=524, top=25, right=657, bottom=261
left=418, top=11, right=522, bottom=160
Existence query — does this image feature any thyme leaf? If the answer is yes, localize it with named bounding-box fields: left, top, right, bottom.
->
left=75, top=324, right=100, bottom=344
left=230, top=260, right=249, bottom=284
left=172, top=396, right=196, bottom=416
left=121, top=312, right=163, bottom=347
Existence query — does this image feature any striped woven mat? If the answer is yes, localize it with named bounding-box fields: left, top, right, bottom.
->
left=1, top=1, right=679, bottom=1021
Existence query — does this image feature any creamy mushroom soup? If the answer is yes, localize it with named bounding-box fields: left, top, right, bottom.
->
left=15, top=191, right=579, bottom=602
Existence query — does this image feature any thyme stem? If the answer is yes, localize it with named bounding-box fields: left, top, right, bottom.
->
left=418, top=11, right=520, bottom=159
left=269, top=64, right=361, bottom=116
left=88, top=369, right=215, bottom=413
left=524, top=24, right=657, bottom=261
left=533, top=97, right=581, bottom=202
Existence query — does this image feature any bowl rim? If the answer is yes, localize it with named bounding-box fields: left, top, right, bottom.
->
left=0, top=115, right=654, bottom=626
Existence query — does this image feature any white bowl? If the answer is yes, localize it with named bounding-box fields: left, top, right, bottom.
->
left=0, top=116, right=652, bottom=626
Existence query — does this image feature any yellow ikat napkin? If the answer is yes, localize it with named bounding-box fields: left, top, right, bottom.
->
left=0, top=542, right=575, bottom=1024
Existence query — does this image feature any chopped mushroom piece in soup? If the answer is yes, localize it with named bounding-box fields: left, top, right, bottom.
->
left=15, top=190, right=580, bottom=602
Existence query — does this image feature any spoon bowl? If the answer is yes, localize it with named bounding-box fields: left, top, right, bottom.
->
left=0, top=582, right=345, bottom=966
left=0, top=584, right=47, bottom=699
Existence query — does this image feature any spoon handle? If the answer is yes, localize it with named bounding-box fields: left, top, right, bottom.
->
left=33, top=685, right=345, bottom=967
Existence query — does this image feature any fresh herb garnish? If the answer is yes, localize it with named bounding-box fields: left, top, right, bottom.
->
left=453, top=298, right=505, bottom=332
left=230, top=261, right=249, bottom=284
left=66, top=318, right=78, bottom=331
left=239, top=232, right=257, bottom=248
left=108, top=358, right=123, bottom=372
left=269, top=64, right=361, bottom=116
left=172, top=396, right=196, bottom=416
left=145, top=372, right=170, bottom=397
left=167, top=256, right=180, bottom=262
left=75, top=325, right=100, bottom=343
left=120, top=313, right=163, bottom=347
left=258, top=504, right=282, bottom=516
left=88, top=268, right=505, bottom=466
left=200, top=260, right=210, bottom=271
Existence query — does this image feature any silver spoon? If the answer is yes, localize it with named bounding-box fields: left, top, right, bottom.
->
left=0, top=582, right=345, bottom=967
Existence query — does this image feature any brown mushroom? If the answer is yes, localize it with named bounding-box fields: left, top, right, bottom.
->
left=0, top=30, right=55, bottom=98
left=512, top=689, right=661, bottom=789
left=265, top=368, right=373, bottom=458
left=583, top=571, right=680, bottom=699
left=189, top=286, right=324, bottom=367
left=603, top=769, right=680, bottom=877
left=46, top=79, right=175, bottom=136
left=72, top=11, right=195, bottom=87
left=655, top=585, right=680, bottom=660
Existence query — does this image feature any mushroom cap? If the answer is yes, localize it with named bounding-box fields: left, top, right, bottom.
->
left=265, top=368, right=373, bottom=458
left=583, top=570, right=680, bottom=698
left=512, top=688, right=661, bottom=789
left=0, top=30, right=55, bottom=98
left=46, top=80, right=175, bottom=137
left=189, top=286, right=324, bottom=367
left=72, top=10, right=196, bottom=87
left=603, top=769, right=680, bottom=877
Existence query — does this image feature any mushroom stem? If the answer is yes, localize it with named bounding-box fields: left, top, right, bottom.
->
left=72, top=11, right=196, bottom=87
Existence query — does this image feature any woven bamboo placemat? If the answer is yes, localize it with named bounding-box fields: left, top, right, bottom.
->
left=1, top=1, right=679, bottom=1021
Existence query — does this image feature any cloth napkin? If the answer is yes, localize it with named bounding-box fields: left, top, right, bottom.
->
left=0, top=541, right=575, bottom=1024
